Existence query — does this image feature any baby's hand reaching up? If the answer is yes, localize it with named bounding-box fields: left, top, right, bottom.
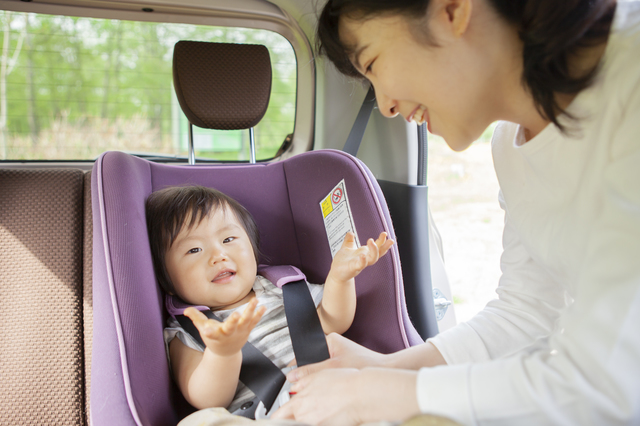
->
left=184, top=298, right=266, bottom=357
left=328, top=232, right=394, bottom=283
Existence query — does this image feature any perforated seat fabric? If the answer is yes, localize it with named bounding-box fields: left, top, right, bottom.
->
left=0, top=169, right=86, bottom=426
left=91, top=149, right=422, bottom=425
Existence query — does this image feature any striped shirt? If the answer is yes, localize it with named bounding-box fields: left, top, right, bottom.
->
left=164, top=275, right=323, bottom=412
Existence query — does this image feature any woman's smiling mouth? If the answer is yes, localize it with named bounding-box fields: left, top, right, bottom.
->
left=407, top=106, right=428, bottom=126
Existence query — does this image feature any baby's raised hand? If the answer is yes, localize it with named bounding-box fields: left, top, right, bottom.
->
left=330, top=232, right=394, bottom=283
left=183, top=298, right=266, bottom=357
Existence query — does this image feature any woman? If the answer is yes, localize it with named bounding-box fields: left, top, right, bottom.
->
left=272, top=0, right=640, bottom=424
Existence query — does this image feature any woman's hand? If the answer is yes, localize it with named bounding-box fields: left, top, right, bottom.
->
left=272, top=367, right=420, bottom=425
left=286, top=333, right=389, bottom=383
left=273, top=368, right=363, bottom=425
left=183, top=297, right=265, bottom=357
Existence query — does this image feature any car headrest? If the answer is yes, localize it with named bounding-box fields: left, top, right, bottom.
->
left=172, top=40, right=272, bottom=130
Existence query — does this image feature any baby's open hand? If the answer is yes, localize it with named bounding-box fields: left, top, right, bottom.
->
left=183, top=298, right=266, bottom=357
left=329, top=232, right=394, bottom=283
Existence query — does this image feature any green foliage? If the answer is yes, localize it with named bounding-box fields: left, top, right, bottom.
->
left=0, top=11, right=297, bottom=160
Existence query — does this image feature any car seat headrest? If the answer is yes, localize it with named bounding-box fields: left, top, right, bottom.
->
left=172, top=40, right=272, bottom=130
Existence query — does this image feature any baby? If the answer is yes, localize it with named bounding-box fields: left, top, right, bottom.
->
left=145, top=185, right=393, bottom=413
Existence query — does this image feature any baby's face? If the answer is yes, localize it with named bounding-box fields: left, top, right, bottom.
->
left=165, top=206, right=257, bottom=310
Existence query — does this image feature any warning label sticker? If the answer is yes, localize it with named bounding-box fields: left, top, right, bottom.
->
left=320, top=179, right=360, bottom=257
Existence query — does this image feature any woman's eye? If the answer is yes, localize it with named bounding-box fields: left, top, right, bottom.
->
left=223, top=236, right=236, bottom=244
left=365, top=59, right=375, bottom=74
left=187, top=248, right=201, bottom=254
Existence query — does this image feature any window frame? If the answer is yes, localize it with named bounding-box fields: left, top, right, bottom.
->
left=0, top=0, right=315, bottom=166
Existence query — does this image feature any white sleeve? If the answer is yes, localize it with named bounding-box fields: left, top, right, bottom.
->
left=416, top=82, right=640, bottom=424
left=428, top=190, right=567, bottom=364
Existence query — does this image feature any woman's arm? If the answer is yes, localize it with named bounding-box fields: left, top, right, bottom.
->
left=429, top=202, right=567, bottom=365
left=286, top=333, right=446, bottom=384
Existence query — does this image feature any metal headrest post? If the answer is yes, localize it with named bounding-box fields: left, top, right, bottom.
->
left=188, top=123, right=196, bottom=165
left=249, top=127, right=256, bottom=163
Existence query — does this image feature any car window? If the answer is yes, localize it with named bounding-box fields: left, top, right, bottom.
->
left=0, top=11, right=296, bottom=162
left=427, top=123, right=501, bottom=323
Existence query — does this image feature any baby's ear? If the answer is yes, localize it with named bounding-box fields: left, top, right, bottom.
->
left=162, top=285, right=175, bottom=296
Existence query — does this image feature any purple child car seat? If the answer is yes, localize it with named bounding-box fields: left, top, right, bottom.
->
left=90, top=41, right=423, bottom=426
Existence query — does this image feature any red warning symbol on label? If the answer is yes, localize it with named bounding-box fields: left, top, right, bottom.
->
left=332, top=188, right=343, bottom=205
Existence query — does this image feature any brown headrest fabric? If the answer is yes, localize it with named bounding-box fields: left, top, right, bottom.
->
left=173, top=40, right=272, bottom=130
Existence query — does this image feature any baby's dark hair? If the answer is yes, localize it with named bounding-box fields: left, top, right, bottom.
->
left=145, top=185, right=260, bottom=294
left=317, top=0, right=616, bottom=132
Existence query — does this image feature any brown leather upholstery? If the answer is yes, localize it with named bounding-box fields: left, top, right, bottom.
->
left=173, top=41, right=272, bottom=130
left=0, top=169, right=86, bottom=426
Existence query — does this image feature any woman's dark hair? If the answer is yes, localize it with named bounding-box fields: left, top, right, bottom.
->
left=145, top=185, right=261, bottom=294
left=317, top=0, right=433, bottom=78
left=317, top=0, right=616, bottom=131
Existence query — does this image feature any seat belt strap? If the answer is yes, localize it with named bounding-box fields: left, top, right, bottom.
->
left=341, top=84, right=428, bottom=186
left=417, top=119, right=428, bottom=186
left=342, top=85, right=376, bottom=156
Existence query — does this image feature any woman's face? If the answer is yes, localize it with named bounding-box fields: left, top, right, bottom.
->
left=338, top=1, right=505, bottom=151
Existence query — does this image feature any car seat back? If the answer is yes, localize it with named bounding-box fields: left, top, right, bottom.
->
left=91, top=150, right=423, bottom=425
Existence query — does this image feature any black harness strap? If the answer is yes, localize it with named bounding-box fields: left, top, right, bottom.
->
left=175, top=312, right=285, bottom=413
left=174, top=279, right=328, bottom=414
left=281, top=280, right=330, bottom=366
